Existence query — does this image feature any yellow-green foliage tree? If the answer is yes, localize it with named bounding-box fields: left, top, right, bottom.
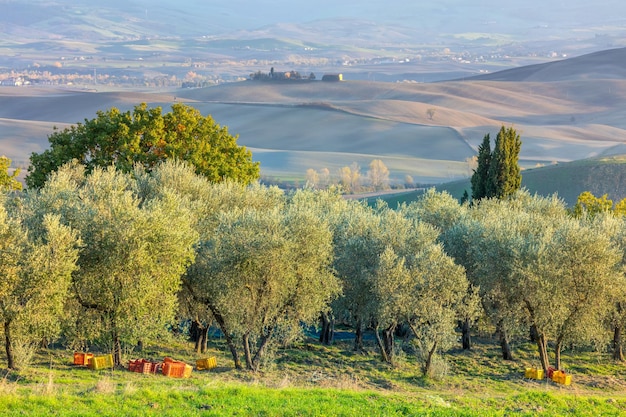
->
left=26, top=103, right=259, bottom=189
left=571, top=191, right=614, bottom=217
left=0, top=156, right=22, bottom=191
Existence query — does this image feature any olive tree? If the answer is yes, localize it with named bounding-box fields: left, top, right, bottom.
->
left=399, top=189, right=479, bottom=350
left=592, top=213, right=626, bottom=361
left=0, top=197, right=79, bottom=369
left=544, top=216, right=622, bottom=369
left=371, top=224, right=471, bottom=375
left=187, top=197, right=339, bottom=371
left=30, top=162, right=198, bottom=365
left=170, top=176, right=341, bottom=371
left=464, top=192, right=567, bottom=361
left=331, top=201, right=385, bottom=351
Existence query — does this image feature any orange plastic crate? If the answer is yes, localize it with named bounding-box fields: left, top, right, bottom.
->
left=162, top=361, right=192, bottom=378
left=196, top=357, right=217, bottom=371
left=73, top=352, right=94, bottom=366
left=552, top=370, right=572, bottom=385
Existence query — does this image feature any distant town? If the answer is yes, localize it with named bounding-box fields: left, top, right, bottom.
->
left=0, top=46, right=569, bottom=89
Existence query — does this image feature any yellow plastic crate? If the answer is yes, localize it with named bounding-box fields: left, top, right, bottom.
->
left=88, top=354, right=114, bottom=370
left=524, top=368, right=543, bottom=380
left=196, top=357, right=217, bottom=371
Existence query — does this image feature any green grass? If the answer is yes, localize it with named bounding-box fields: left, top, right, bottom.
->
left=1, top=336, right=626, bottom=416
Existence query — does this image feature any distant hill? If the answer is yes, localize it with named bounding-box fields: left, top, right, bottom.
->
left=467, top=48, right=626, bottom=82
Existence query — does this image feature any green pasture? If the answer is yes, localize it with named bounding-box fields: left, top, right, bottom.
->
left=2, top=337, right=625, bottom=416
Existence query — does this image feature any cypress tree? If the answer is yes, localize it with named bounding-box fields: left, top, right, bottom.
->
left=487, top=126, right=521, bottom=199
left=470, top=134, right=491, bottom=201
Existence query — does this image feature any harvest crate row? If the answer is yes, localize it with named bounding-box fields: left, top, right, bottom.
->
left=73, top=352, right=217, bottom=378
left=524, top=367, right=572, bottom=385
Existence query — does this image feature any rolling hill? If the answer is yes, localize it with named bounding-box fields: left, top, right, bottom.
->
left=1, top=47, right=626, bottom=204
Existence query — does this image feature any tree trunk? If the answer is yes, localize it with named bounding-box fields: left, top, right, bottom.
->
left=113, top=332, right=122, bottom=367
left=496, top=321, right=513, bottom=361
left=535, top=329, right=550, bottom=375
left=423, top=341, right=438, bottom=376
left=209, top=306, right=241, bottom=369
left=529, top=324, right=539, bottom=343
left=319, top=313, right=334, bottom=345
left=191, top=319, right=201, bottom=352
left=243, top=333, right=253, bottom=370
left=4, top=320, right=15, bottom=370
left=251, top=329, right=274, bottom=372
left=200, top=326, right=209, bottom=354
left=382, top=323, right=396, bottom=365
left=354, top=319, right=364, bottom=352
left=461, top=318, right=471, bottom=350
left=373, top=324, right=389, bottom=363
left=137, top=340, right=143, bottom=352
left=554, top=336, right=563, bottom=370
left=614, top=325, right=624, bottom=361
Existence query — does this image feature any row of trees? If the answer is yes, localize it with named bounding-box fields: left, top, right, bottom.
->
left=4, top=158, right=626, bottom=376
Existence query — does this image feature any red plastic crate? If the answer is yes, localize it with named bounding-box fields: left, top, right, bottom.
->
left=129, top=359, right=161, bottom=374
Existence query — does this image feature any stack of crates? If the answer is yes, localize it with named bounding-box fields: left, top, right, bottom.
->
left=524, top=367, right=544, bottom=380
left=128, top=358, right=161, bottom=375
left=88, top=354, right=114, bottom=370
left=73, top=352, right=94, bottom=366
left=551, top=370, right=572, bottom=386
left=196, top=357, right=217, bottom=371
left=162, top=357, right=193, bottom=378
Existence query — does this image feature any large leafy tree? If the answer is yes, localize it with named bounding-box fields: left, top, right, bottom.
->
left=26, top=103, right=259, bottom=189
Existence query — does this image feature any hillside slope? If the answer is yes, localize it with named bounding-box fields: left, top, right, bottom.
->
left=436, top=155, right=626, bottom=207
left=467, top=47, right=626, bottom=82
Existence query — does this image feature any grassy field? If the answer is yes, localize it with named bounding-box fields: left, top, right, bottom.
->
left=2, top=334, right=626, bottom=416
